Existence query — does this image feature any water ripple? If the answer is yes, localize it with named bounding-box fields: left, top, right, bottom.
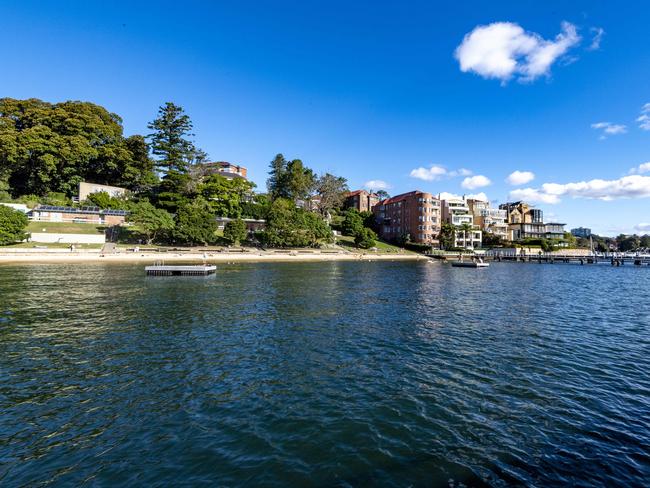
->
left=1, top=261, right=649, bottom=486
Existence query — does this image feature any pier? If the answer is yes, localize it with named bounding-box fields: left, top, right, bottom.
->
left=145, top=264, right=217, bottom=276
left=488, top=254, right=650, bottom=266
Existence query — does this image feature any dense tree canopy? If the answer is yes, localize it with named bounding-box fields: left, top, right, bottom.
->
left=261, top=198, right=332, bottom=247
left=0, top=98, right=155, bottom=197
left=174, top=199, right=217, bottom=246
left=0, top=206, right=28, bottom=245
left=199, top=174, right=255, bottom=218
left=128, top=200, right=174, bottom=244
left=266, top=154, right=315, bottom=202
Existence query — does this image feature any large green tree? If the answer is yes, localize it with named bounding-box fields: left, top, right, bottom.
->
left=147, top=102, right=196, bottom=175
left=174, top=199, right=217, bottom=246
left=199, top=174, right=255, bottom=218
left=261, top=198, right=332, bottom=247
left=0, top=98, right=154, bottom=197
left=0, top=206, right=28, bottom=245
left=128, top=200, right=174, bottom=244
left=266, top=154, right=315, bottom=202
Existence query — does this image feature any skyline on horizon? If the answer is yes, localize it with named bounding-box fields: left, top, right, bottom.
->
left=2, top=1, right=649, bottom=236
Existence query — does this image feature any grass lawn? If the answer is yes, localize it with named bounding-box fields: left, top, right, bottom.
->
left=335, top=234, right=413, bottom=254
left=27, top=221, right=106, bottom=235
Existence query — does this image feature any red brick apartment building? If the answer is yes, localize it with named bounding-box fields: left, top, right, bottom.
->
left=344, top=190, right=379, bottom=213
left=372, top=191, right=441, bottom=245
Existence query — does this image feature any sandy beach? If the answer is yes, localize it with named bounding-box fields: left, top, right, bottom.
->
left=0, top=249, right=425, bottom=264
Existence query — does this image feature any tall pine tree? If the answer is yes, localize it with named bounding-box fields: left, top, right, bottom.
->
left=147, top=102, right=196, bottom=175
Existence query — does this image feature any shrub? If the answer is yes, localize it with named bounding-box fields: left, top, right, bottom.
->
left=354, top=227, right=376, bottom=249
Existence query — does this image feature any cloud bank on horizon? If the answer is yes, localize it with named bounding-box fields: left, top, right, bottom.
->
left=509, top=163, right=650, bottom=204
left=455, top=21, right=581, bottom=83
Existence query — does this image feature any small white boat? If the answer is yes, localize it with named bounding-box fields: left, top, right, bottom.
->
left=451, top=260, right=489, bottom=268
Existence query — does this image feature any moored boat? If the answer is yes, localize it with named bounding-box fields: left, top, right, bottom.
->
left=451, top=260, right=489, bottom=268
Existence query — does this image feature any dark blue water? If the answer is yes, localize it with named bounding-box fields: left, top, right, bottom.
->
left=1, top=261, right=649, bottom=486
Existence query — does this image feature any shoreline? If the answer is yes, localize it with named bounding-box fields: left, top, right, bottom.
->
left=0, top=250, right=425, bottom=264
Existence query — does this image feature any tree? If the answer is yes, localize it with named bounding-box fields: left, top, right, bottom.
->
left=241, top=193, right=271, bottom=220
left=147, top=102, right=196, bottom=175
left=267, top=153, right=288, bottom=200
left=127, top=200, right=174, bottom=244
left=223, top=218, right=248, bottom=245
left=482, top=232, right=503, bottom=248
left=439, top=223, right=456, bottom=250
left=0, top=206, right=28, bottom=245
left=199, top=174, right=255, bottom=218
left=341, top=209, right=364, bottom=236
left=0, top=98, right=154, bottom=197
left=261, top=198, right=332, bottom=247
left=376, top=190, right=390, bottom=200
left=174, top=199, right=217, bottom=246
left=314, top=173, right=348, bottom=218
left=266, top=154, right=315, bottom=202
left=285, top=159, right=315, bottom=202
left=355, top=227, right=376, bottom=249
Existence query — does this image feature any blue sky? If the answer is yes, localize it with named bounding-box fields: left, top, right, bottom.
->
left=2, top=1, right=649, bottom=235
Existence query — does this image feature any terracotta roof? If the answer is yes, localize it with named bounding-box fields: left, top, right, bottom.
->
left=379, top=190, right=430, bottom=205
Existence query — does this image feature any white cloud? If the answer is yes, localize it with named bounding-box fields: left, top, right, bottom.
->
left=591, top=121, right=627, bottom=138
left=629, top=162, right=650, bottom=174
left=509, top=187, right=561, bottom=204
left=455, top=21, right=580, bottom=83
left=461, top=175, right=492, bottom=189
left=510, top=174, right=650, bottom=204
left=506, top=170, right=535, bottom=185
left=438, top=192, right=462, bottom=201
left=587, top=27, right=604, bottom=51
left=635, top=223, right=650, bottom=232
left=466, top=192, right=489, bottom=201
left=363, top=180, right=391, bottom=190
left=637, top=103, right=650, bottom=131
left=409, top=165, right=447, bottom=181
left=409, top=165, right=472, bottom=181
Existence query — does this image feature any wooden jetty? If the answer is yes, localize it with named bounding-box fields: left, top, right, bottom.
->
left=488, top=254, right=650, bottom=266
left=145, top=264, right=217, bottom=276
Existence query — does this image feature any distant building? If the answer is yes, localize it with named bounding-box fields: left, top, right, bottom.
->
left=0, top=203, right=29, bottom=213
left=196, top=161, right=248, bottom=180
left=372, top=191, right=440, bottom=245
left=78, top=182, right=128, bottom=202
left=571, top=227, right=592, bottom=238
left=344, top=190, right=379, bottom=213
left=467, top=198, right=508, bottom=241
left=499, top=201, right=565, bottom=241
left=30, top=205, right=128, bottom=226
left=441, top=197, right=482, bottom=249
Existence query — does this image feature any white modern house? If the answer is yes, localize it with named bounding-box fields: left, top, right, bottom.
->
left=440, top=197, right=482, bottom=249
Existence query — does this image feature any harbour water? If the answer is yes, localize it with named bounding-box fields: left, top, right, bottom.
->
left=1, top=261, right=649, bottom=486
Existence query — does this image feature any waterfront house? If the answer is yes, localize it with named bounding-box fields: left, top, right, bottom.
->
left=499, top=201, right=566, bottom=241
left=440, top=197, right=482, bottom=249
left=372, top=191, right=440, bottom=245
left=467, top=198, right=508, bottom=241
